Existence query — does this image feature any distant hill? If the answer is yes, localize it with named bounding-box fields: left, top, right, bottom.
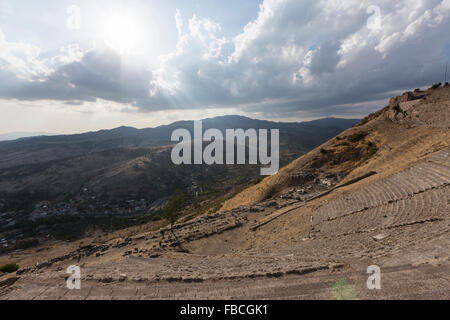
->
left=0, top=116, right=359, bottom=170
left=0, top=132, right=54, bottom=142
left=0, top=116, right=359, bottom=216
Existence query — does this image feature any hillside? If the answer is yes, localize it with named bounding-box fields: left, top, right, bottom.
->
left=0, top=132, right=55, bottom=142
left=0, top=116, right=357, bottom=170
left=0, top=84, right=448, bottom=300
left=221, top=85, right=449, bottom=211
left=0, top=117, right=357, bottom=211
left=0, top=116, right=358, bottom=244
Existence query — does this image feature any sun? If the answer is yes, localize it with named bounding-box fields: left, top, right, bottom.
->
left=100, top=11, right=143, bottom=55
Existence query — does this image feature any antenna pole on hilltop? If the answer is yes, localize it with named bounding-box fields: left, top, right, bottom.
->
left=445, top=63, right=448, bottom=83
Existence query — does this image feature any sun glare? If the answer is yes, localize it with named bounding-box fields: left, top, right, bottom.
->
left=100, top=11, right=143, bottom=55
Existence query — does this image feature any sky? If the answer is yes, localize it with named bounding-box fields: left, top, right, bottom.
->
left=0, top=0, right=449, bottom=134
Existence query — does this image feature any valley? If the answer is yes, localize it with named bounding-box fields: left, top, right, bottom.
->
left=0, top=117, right=358, bottom=250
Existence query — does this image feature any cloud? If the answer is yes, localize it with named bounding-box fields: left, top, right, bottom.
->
left=0, top=28, right=50, bottom=80
left=0, top=44, right=153, bottom=104
left=1, top=0, right=450, bottom=119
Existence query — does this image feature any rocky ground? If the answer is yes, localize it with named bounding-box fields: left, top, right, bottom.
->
left=0, top=147, right=448, bottom=300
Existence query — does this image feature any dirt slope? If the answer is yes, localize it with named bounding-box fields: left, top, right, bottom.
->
left=221, top=86, right=450, bottom=211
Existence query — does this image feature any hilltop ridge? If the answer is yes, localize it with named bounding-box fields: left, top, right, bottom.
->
left=221, top=84, right=450, bottom=211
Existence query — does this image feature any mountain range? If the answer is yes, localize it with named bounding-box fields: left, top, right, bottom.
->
left=0, top=132, right=55, bottom=142
left=0, top=116, right=359, bottom=215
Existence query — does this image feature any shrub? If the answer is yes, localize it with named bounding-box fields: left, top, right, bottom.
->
left=367, top=142, right=378, bottom=158
left=164, top=190, right=186, bottom=228
left=358, top=106, right=390, bottom=126
left=0, top=263, right=19, bottom=273
left=359, top=116, right=371, bottom=126
left=15, top=238, right=39, bottom=250
left=347, top=132, right=368, bottom=143
left=249, top=176, right=264, bottom=186
left=393, top=105, right=407, bottom=118
left=431, top=82, right=442, bottom=89
left=148, top=208, right=165, bottom=221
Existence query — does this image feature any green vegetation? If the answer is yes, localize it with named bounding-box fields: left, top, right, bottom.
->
left=0, top=189, right=56, bottom=213
left=336, top=141, right=350, bottom=147
left=358, top=106, right=391, bottom=126
left=12, top=213, right=160, bottom=242
left=358, top=141, right=379, bottom=164
left=0, top=263, right=19, bottom=273
left=331, top=279, right=358, bottom=300
left=431, top=82, right=442, bottom=89
left=393, top=105, right=407, bottom=118
left=366, top=142, right=378, bottom=158
left=164, top=190, right=186, bottom=228
left=347, top=131, right=368, bottom=143
left=0, top=117, right=360, bottom=240
left=147, top=208, right=165, bottom=221
left=15, top=239, right=39, bottom=250
left=359, top=115, right=371, bottom=126
left=249, top=176, right=264, bottom=186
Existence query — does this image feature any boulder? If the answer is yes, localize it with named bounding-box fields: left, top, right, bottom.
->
left=373, top=234, right=388, bottom=241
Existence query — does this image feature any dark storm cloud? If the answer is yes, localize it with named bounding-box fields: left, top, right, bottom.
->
left=1, top=0, right=449, bottom=118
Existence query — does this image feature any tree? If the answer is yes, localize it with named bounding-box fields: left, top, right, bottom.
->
left=164, top=189, right=186, bottom=229
left=164, top=190, right=188, bottom=252
left=0, top=263, right=19, bottom=273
